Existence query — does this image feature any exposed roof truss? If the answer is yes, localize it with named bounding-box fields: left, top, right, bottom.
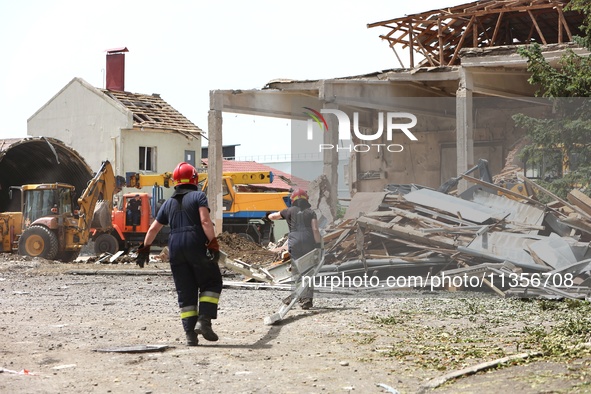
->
left=368, top=0, right=584, bottom=67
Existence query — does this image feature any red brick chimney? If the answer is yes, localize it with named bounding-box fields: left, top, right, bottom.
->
left=105, top=47, right=129, bottom=91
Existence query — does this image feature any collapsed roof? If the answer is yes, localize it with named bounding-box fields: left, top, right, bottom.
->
left=368, top=0, right=585, bottom=67
left=102, top=89, right=202, bottom=138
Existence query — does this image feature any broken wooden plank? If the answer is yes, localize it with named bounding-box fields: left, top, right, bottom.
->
left=567, top=189, right=591, bottom=217
left=418, top=352, right=542, bottom=392
left=519, top=175, right=590, bottom=219
left=357, top=216, right=457, bottom=249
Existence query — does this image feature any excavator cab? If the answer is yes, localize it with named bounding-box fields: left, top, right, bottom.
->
left=21, top=184, right=75, bottom=228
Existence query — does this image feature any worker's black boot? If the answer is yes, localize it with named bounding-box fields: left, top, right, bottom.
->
left=299, top=297, right=313, bottom=310
left=195, top=316, right=218, bottom=342
left=185, top=331, right=198, bottom=346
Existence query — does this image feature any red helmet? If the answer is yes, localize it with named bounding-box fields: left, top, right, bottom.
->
left=290, top=188, right=309, bottom=203
left=172, top=162, right=199, bottom=186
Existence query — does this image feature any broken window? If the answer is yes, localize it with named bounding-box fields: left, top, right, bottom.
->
left=139, top=146, right=155, bottom=172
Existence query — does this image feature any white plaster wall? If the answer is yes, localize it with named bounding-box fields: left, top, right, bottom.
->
left=27, top=79, right=130, bottom=172
left=120, top=129, right=201, bottom=199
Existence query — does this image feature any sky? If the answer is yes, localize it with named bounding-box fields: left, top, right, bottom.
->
left=0, top=0, right=468, bottom=160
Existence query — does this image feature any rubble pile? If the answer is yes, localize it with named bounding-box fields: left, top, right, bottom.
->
left=320, top=175, right=591, bottom=299
left=217, top=232, right=278, bottom=265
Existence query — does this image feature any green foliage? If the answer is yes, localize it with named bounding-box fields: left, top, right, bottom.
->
left=519, top=299, right=591, bottom=358
left=335, top=203, right=347, bottom=220
left=513, top=3, right=591, bottom=199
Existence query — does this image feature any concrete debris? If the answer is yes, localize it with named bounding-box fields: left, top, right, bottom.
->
left=224, top=167, right=591, bottom=301
left=311, top=174, right=591, bottom=300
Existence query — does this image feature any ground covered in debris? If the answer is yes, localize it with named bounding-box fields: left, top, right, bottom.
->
left=1, top=256, right=590, bottom=394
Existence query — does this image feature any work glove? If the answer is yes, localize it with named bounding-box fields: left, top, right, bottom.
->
left=206, top=238, right=220, bottom=264
left=136, top=243, right=151, bottom=268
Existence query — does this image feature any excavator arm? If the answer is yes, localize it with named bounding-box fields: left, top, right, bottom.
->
left=77, top=160, right=123, bottom=244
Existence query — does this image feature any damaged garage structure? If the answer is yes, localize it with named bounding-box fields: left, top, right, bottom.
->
left=0, top=138, right=93, bottom=212
left=206, top=0, right=587, bottom=224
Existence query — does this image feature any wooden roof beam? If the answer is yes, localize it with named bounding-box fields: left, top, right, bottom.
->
left=528, top=9, right=548, bottom=44
left=556, top=5, right=573, bottom=41
left=438, top=18, right=445, bottom=65
left=441, top=3, right=567, bottom=19
left=448, top=15, right=476, bottom=65
left=490, top=11, right=505, bottom=46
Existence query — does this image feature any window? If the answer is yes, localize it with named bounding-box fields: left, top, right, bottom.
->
left=139, top=146, right=155, bottom=171
left=185, top=150, right=195, bottom=167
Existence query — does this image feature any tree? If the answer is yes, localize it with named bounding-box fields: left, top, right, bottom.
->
left=514, top=0, right=591, bottom=198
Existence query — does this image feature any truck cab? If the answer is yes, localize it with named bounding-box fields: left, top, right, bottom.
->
left=93, top=192, right=169, bottom=254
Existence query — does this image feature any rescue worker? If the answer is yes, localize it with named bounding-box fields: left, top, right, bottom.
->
left=137, top=162, right=222, bottom=346
left=268, top=188, right=322, bottom=309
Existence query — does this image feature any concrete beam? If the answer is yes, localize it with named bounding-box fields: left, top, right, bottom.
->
left=456, top=69, right=474, bottom=193
left=212, top=89, right=321, bottom=120
left=207, top=107, right=223, bottom=235
left=322, top=99, right=339, bottom=211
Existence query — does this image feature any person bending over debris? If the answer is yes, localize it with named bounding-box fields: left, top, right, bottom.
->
left=137, top=162, right=222, bottom=346
left=268, top=188, right=322, bottom=309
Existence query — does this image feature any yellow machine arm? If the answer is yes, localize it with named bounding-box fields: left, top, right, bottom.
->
left=199, top=171, right=274, bottom=185
left=77, top=160, right=122, bottom=242
left=126, top=172, right=174, bottom=188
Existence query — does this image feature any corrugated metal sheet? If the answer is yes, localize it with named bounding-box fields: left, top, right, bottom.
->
left=470, top=189, right=546, bottom=228
left=461, top=232, right=549, bottom=271
left=404, top=188, right=502, bottom=223
left=0, top=137, right=93, bottom=212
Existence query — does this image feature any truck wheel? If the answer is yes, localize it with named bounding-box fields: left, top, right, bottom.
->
left=18, top=225, right=59, bottom=260
left=94, top=234, right=119, bottom=255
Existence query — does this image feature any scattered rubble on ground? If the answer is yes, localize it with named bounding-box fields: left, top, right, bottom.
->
left=5, top=165, right=591, bottom=302
left=214, top=169, right=591, bottom=301
left=316, top=174, right=591, bottom=300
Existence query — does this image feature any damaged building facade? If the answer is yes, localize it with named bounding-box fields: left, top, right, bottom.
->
left=27, top=48, right=202, bottom=199
left=208, top=0, right=591, bottom=302
left=205, top=0, right=587, bottom=227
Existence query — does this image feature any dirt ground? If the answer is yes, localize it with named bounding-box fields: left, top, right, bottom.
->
left=1, top=250, right=591, bottom=393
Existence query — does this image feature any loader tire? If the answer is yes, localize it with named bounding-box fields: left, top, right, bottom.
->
left=94, top=233, right=119, bottom=255
left=18, top=225, right=59, bottom=260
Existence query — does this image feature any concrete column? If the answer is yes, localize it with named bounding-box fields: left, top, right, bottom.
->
left=208, top=91, right=224, bottom=235
left=322, top=102, right=339, bottom=211
left=456, top=68, right=474, bottom=193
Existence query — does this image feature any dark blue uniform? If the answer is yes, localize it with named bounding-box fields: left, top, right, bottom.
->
left=280, top=205, right=318, bottom=301
left=156, top=186, right=222, bottom=333
left=280, top=206, right=318, bottom=259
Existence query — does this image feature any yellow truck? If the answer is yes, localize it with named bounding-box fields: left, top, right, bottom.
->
left=199, top=171, right=290, bottom=245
